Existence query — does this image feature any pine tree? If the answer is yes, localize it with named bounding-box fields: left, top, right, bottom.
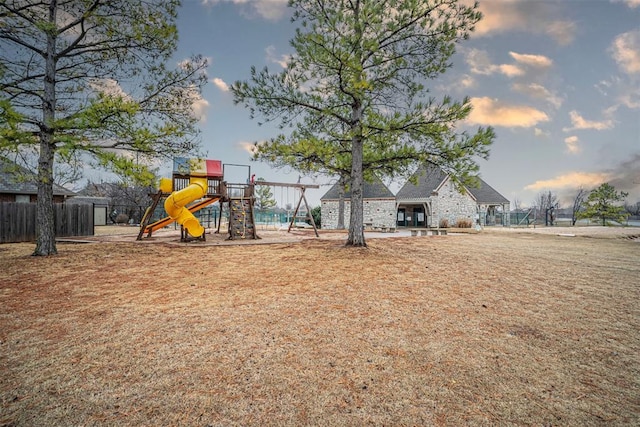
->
left=0, top=0, right=207, bottom=255
left=232, top=0, right=494, bottom=246
left=578, top=183, right=629, bottom=226
left=254, top=178, right=277, bottom=211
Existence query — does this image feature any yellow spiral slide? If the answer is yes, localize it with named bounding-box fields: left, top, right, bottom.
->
left=163, top=176, right=209, bottom=238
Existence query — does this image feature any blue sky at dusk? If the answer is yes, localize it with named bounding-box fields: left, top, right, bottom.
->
left=171, top=0, right=640, bottom=208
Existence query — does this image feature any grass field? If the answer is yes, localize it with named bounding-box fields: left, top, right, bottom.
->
left=1, top=229, right=639, bottom=426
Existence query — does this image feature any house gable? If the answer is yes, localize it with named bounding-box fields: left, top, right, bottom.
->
left=396, top=162, right=448, bottom=201
left=396, top=162, right=510, bottom=227
left=320, top=175, right=396, bottom=230
left=321, top=175, right=395, bottom=200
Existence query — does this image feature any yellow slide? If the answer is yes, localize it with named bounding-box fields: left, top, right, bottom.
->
left=163, top=176, right=209, bottom=238
left=142, top=197, right=218, bottom=236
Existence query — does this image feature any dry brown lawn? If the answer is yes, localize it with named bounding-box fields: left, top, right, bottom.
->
left=1, top=229, right=639, bottom=426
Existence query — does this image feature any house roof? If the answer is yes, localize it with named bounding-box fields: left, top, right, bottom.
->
left=0, top=157, right=76, bottom=197
left=321, top=174, right=395, bottom=200
left=467, top=178, right=510, bottom=204
left=67, top=196, right=110, bottom=206
left=396, top=162, right=509, bottom=205
left=395, top=163, right=448, bottom=199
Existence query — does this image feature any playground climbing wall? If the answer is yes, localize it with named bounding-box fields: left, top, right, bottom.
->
left=228, top=198, right=257, bottom=240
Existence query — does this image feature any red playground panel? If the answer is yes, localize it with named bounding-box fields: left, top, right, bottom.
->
left=206, top=159, right=223, bottom=177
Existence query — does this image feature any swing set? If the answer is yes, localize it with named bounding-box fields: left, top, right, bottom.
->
left=255, top=180, right=320, bottom=236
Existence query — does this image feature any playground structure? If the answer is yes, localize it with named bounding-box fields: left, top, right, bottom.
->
left=137, top=158, right=319, bottom=242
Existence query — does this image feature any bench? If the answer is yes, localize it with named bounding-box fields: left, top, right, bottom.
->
left=372, top=225, right=396, bottom=233
left=429, top=229, right=447, bottom=235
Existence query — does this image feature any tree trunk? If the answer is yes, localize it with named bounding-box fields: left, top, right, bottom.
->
left=34, top=138, right=57, bottom=256
left=346, top=136, right=365, bottom=247
left=344, top=2, right=366, bottom=247
left=33, top=0, right=58, bottom=256
left=337, top=176, right=346, bottom=230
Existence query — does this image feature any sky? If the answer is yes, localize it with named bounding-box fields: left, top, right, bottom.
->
left=169, top=0, right=640, bottom=209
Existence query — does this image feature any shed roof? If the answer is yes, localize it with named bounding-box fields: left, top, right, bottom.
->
left=67, top=196, right=110, bottom=206
left=0, top=157, right=76, bottom=196
left=321, top=175, right=394, bottom=200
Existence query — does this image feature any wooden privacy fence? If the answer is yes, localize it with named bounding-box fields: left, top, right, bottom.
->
left=0, top=202, right=94, bottom=243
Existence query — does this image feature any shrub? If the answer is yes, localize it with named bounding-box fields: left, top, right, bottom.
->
left=308, top=205, right=321, bottom=229
left=455, top=218, right=473, bottom=228
left=115, top=213, right=129, bottom=224
left=439, top=218, right=449, bottom=228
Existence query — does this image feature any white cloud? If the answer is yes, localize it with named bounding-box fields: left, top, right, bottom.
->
left=237, top=140, right=260, bottom=155
left=619, top=91, right=640, bottom=109
left=509, top=52, right=553, bottom=68
left=611, top=0, right=640, bottom=8
left=466, top=97, right=549, bottom=128
left=184, top=85, right=210, bottom=123
left=253, top=0, right=289, bottom=20
left=438, top=74, right=476, bottom=94
left=603, top=104, right=619, bottom=119
left=469, top=1, right=576, bottom=46
left=465, top=48, right=523, bottom=77
left=534, top=128, right=550, bottom=138
left=211, top=77, right=230, bottom=92
left=512, top=83, right=563, bottom=109
left=465, top=49, right=552, bottom=78
left=191, top=97, right=210, bottom=123
left=524, top=157, right=640, bottom=201
left=460, top=74, right=476, bottom=89
left=544, top=21, right=577, bottom=47
left=595, top=76, right=640, bottom=117
left=595, top=76, right=640, bottom=111
left=497, top=64, right=525, bottom=77
left=564, top=136, right=581, bottom=154
left=89, top=78, right=131, bottom=100
left=470, top=1, right=526, bottom=36
left=201, top=0, right=288, bottom=21
left=610, top=30, right=640, bottom=75
left=524, top=171, right=610, bottom=191
left=563, top=111, right=614, bottom=131
left=266, top=45, right=290, bottom=68
left=465, top=48, right=495, bottom=75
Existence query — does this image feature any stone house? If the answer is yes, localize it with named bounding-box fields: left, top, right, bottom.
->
left=320, top=175, right=397, bottom=230
left=396, top=163, right=510, bottom=228
left=320, top=163, right=510, bottom=230
left=0, top=157, right=76, bottom=203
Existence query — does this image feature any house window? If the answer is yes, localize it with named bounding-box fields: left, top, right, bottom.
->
left=15, top=195, right=30, bottom=203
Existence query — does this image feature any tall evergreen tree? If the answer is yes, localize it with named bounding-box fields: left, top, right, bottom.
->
left=232, top=0, right=494, bottom=247
left=579, top=183, right=629, bottom=226
left=254, top=178, right=277, bottom=211
left=0, top=0, right=207, bottom=255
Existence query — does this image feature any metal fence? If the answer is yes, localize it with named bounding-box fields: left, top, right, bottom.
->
left=0, top=202, right=94, bottom=243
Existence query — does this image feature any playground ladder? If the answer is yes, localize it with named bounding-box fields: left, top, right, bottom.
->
left=228, top=197, right=259, bottom=240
